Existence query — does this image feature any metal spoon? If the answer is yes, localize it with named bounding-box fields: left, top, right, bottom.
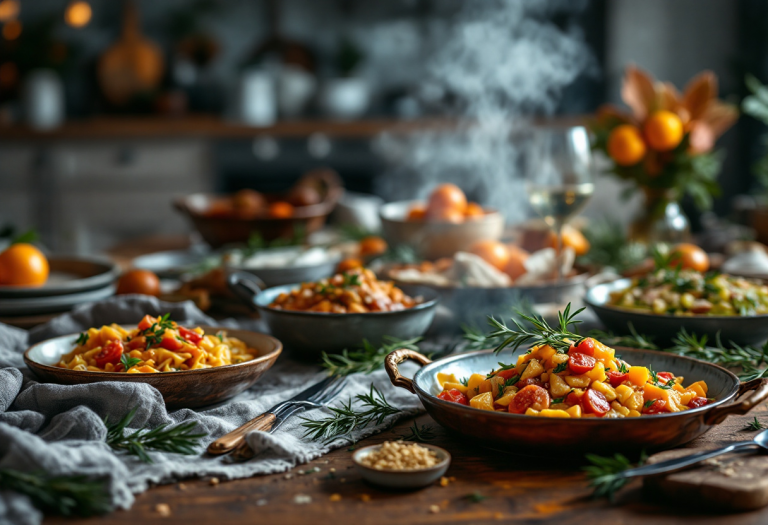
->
left=616, top=429, right=768, bottom=481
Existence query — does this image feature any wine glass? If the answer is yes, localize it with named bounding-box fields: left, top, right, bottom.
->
left=526, top=125, right=594, bottom=282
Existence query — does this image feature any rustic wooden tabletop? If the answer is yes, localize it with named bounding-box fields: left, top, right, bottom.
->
left=45, top=406, right=768, bottom=525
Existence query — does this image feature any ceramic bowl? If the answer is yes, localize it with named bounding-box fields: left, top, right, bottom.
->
left=228, top=272, right=439, bottom=359
left=352, top=444, right=451, bottom=489
left=24, top=326, right=282, bottom=409
left=585, top=278, right=768, bottom=346
left=380, top=200, right=504, bottom=260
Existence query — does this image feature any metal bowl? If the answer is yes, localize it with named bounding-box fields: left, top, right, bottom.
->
left=24, top=326, right=282, bottom=410
left=228, top=272, right=439, bottom=359
left=397, top=274, right=588, bottom=331
left=385, top=346, right=768, bottom=454
left=585, top=278, right=768, bottom=346
left=380, top=200, right=504, bottom=260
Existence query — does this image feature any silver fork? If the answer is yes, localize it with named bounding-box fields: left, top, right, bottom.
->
left=228, top=376, right=347, bottom=460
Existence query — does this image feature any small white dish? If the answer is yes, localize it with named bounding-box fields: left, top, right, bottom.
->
left=352, top=443, right=451, bottom=489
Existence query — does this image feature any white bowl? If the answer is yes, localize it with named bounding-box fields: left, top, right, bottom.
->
left=352, top=443, right=451, bottom=489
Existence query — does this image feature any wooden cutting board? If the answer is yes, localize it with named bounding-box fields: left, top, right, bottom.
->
left=644, top=404, right=768, bottom=511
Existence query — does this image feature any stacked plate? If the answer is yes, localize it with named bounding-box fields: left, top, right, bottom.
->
left=0, top=257, right=118, bottom=317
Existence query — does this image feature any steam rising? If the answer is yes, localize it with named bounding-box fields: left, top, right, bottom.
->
left=375, top=0, right=596, bottom=223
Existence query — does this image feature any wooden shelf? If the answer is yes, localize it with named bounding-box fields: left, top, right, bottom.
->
left=0, top=115, right=458, bottom=141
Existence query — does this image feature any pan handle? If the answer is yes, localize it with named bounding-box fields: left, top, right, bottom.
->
left=227, top=271, right=266, bottom=312
left=385, top=349, right=433, bottom=395
left=705, top=378, right=768, bottom=425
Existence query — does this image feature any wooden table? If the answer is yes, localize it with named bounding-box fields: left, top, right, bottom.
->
left=46, top=407, right=768, bottom=525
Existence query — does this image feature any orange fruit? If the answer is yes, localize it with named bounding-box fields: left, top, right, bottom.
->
left=337, top=258, right=364, bottom=273
left=0, top=243, right=49, bottom=287
left=504, top=245, right=529, bottom=280
left=232, top=189, right=265, bottom=219
left=268, top=201, right=294, bottom=218
left=426, top=207, right=465, bottom=223
left=468, top=240, right=510, bottom=271
left=644, top=110, right=684, bottom=151
left=426, top=183, right=467, bottom=214
left=116, top=269, right=160, bottom=296
left=407, top=205, right=427, bottom=221
left=465, top=202, right=485, bottom=219
left=607, top=124, right=646, bottom=166
left=548, top=225, right=591, bottom=256
left=668, top=243, right=709, bottom=272
left=359, top=236, right=388, bottom=257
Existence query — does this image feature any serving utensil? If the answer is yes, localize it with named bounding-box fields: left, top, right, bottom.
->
left=384, top=346, right=768, bottom=454
left=612, top=428, right=768, bottom=482
left=208, top=375, right=347, bottom=455
left=227, top=272, right=439, bottom=358
left=585, top=278, right=768, bottom=345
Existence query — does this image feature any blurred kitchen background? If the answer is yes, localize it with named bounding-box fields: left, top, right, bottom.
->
left=0, top=0, right=763, bottom=254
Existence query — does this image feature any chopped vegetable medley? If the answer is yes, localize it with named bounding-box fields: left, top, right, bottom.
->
left=436, top=337, right=710, bottom=418
left=608, top=269, right=768, bottom=316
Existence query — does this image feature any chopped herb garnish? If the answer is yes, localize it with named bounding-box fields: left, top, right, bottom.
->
left=643, top=399, right=655, bottom=410
left=617, top=361, right=629, bottom=374
left=553, top=360, right=569, bottom=374
left=75, top=332, right=89, bottom=346
left=216, top=331, right=225, bottom=342
left=459, top=377, right=469, bottom=387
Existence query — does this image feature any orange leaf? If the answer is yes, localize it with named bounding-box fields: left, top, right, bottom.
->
left=658, top=82, right=689, bottom=122
left=621, top=65, right=657, bottom=121
left=696, top=102, right=739, bottom=140
left=683, top=71, right=717, bottom=120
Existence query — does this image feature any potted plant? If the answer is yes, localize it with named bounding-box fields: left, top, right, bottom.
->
left=590, top=66, right=738, bottom=242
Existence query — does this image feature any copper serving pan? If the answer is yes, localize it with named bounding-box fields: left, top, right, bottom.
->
left=385, top=347, right=768, bottom=454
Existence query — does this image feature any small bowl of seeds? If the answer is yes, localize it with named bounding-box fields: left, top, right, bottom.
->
left=352, top=441, right=451, bottom=489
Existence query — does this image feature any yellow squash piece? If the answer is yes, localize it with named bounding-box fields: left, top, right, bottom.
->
left=437, top=372, right=459, bottom=388
left=469, top=391, right=495, bottom=412
left=627, top=366, right=649, bottom=386
left=540, top=409, right=570, bottom=418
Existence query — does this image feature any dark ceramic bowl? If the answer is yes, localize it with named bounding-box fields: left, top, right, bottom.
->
left=585, top=278, right=768, bottom=346
left=24, top=326, right=282, bottom=409
left=228, top=272, right=439, bottom=359
left=385, top=346, right=768, bottom=455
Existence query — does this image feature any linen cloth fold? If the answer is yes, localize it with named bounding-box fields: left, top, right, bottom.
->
left=0, top=296, right=423, bottom=525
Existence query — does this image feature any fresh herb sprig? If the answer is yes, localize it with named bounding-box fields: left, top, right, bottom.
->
left=486, top=303, right=585, bottom=355
left=119, top=354, right=141, bottom=371
left=321, top=337, right=422, bottom=377
left=399, top=422, right=436, bottom=442
left=0, top=469, right=111, bottom=517
left=75, top=332, right=89, bottom=346
left=583, top=451, right=647, bottom=500
left=139, top=313, right=175, bottom=349
left=747, top=417, right=764, bottom=431
left=301, top=385, right=400, bottom=442
left=105, top=407, right=206, bottom=463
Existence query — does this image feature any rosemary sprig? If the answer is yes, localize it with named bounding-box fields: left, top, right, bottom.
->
left=398, top=422, right=436, bottom=442
left=321, top=337, right=422, bottom=377
left=301, top=385, right=401, bottom=442
left=105, top=407, right=207, bottom=463
left=486, top=303, right=585, bottom=354
left=464, top=491, right=488, bottom=503
left=747, top=417, right=764, bottom=431
left=583, top=451, right=647, bottom=500
left=0, top=469, right=111, bottom=517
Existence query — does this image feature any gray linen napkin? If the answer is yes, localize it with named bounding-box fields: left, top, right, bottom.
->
left=0, top=296, right=424, bottom=525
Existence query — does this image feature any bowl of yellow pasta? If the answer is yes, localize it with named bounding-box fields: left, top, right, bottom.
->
left=23, top=314, right=282, bottom=409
